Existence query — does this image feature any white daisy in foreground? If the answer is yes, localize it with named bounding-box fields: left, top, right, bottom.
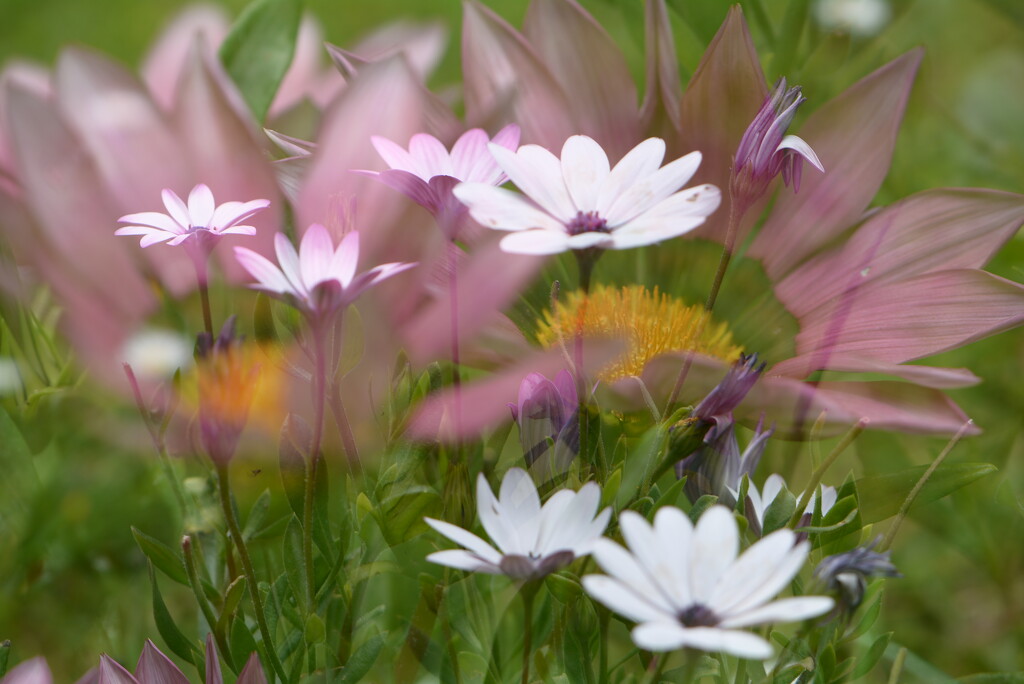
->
left=453, top=135, right=721, bottom=255
left=582, top=506, right=833, bottom=659
left=425, top=468, right=610, bottom=580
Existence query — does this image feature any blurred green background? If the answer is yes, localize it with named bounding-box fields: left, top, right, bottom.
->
left=0, top=0, right=1022, bottom=680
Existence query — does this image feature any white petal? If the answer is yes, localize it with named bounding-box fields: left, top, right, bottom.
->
left=613, top=184, right=720, bottom=238
left=566, top=232, right=614, bottom=250
left=689, top=506, right=738, bottom=602
left=582, top=575, right=673, bottom=624
left=499, top=230, right=570, bottom=255
left=234, top=247, right=292, bottom=294
left=274, top=233, right=305, bottom=295
left=490, top=143, right=576, bottom=222
left=424, top=518, right=503, bottom=565
left=590, top=537, right=675, bottom=613
left=331, top=231, right=360, bottom=288
left=218, top=226, right=258, bottom=237
left=605, top=219, right=705, bottom=250
left=629, top=621, right=691, bottom=652
left=118, top=212, right=186, bottom=234
left=719, top=596, right=834, bottom=629
left=426, top=549, right=498, bottom=573
left=454, top=183, right=565, bottom=233
left=603, top=151, right=703, bottom=225
left=187, top=184, right=216, bottom=227
left=211, top=198, right=270, bottom=230
left=476, top=473, right=522, bottom=554
left=653, top=507, right=694, bottom=608
left=560, top=135, right=610, bottom=212
left=668, top=627, right=774, bottom=660
left=299, top=223, right=335, bottom=288
left=710, top=527, right=797, bottom=612
left=533, top=489, right=577, bottom=555
left=449, top=128, right=491, bottom=182
left=498, top=468, right=542, bottom=549
left=538, top=483, right=604, bottom=556
left=596, top=138, right=666, bottom=216
left=778, top=135, right=824, bottom=172
left=161, top=188, right=191, bottom=229
left=139, top=231, right=178, bottom=248
left=721, top=535, right=808, bottom=616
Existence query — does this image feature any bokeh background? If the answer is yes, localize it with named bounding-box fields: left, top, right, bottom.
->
left=0, top=0, right=1022, bottom=680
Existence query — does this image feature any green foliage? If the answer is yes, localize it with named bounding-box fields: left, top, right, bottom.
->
left=856, top=463, right=997, bottom=523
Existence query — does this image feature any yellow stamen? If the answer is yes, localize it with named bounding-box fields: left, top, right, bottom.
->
left=536, top=285, right=743, bottom=381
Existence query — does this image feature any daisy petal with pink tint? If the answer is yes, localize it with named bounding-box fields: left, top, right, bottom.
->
left=454, top=135, right=721, bottom=255
left=234, top=223, right=416, bottom=319
left=116, top=183, right=269, bottom=248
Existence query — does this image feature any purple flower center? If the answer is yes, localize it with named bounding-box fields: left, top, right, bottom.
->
left=566, top=210, right=609, bottom=236
left=678, top=603, right=719, bottom=627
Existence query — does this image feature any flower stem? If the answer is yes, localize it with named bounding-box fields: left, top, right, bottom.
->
left=705, top=192, right=745, bottom=313
left=520, top=584, right=537, bottom=684
left=215, top=464, right=287, bottom=683
left=788, top=418, right=868, bottom=528
left=198, top=281, right=214, bottom=338
left=303, top=321, right=329, bottom=611
left=597, top=607, right=610, bottom=684
left=447, top=240, right=463, bottom=436
left=880, top=420, right=972, bottom=551
left=182, top=535, right=233, bottom=671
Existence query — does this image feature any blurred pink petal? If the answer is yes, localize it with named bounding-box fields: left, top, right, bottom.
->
left=1, top=658, right=53, bottom=684
left=141, top=4, right=229, bottom=111
left=640, top=0, right=683, bottom=144
left=794, top=270, right=1024, bottom=365
left=806, top=381, right=978, bottom=436
left=349, top=20, right=448, bottom=81
left=750, top=50, right=923, bottom=278
left=777, top=188, right=1024, bottom=319
left=772, top=356, right=981, bottom=389
left=462, top=1, right=574, bottom=149
left=522, top=0, right=641, bottom=158
left=678, top=6, right=768, bottom=244
left=236, top=654, right=268, bottom=684
left=0, top=60, right=50, bottom=179
left=97, top=656, right=137, bottom=684
left=205, top=634, right=223, bottom=684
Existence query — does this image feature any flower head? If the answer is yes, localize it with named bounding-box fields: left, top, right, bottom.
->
left=234, top=223, right=416, bottom=319
left=732, top=78, right=824, bottom=206
left=116, top=183, right=269, bottom=249
left=583, top=506, right=834, bottom=659
left=509, top=369, right=579, bottom=470
left=425, top=467, right=610, bottom=580
left=815, top=540, right=900, bottom=613
left=454, top=135, right=721, bottom=254
left=677, top=417, right=774, bottom=507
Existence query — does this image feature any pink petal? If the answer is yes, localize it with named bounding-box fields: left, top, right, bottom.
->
left=134, top=640, right=189, bottom=684
left=678, top=6, right=768, bottom=244
left=808, top=381, right=978, bottom=436
left=98, top=656, right=137, bottom=684
left=772, top=356, right=981, bottom=389
left=236, top=654, right=268, bottom=684
left=299, top=222, right=335, bottom=287
left=117, top=212, right=184, bottom=233
left=205, top=634, right=223, bottom=684
left=273, top=232, right=304, bottom=294
left=750, top=50, right=923, bottom=278
left=350, top=20, right=449, bottom=82
left=794, top=270, right=1024, bottom=365
left=2, top=658, right=54, bottom=684
left=140, top=231, right=179, bottom=248
left=171, top=41, right=281, bottom=282
left=777, top=188, right=1024, bottom=319
left=211, top=198, right=271, bottom=230
left=612, top=183, right=720, bottom=237
left=462, top=2, right=574, bottom=151
left=160, top=189, right=191, bottom=229
left=234, top=246, right=292, bottom=294
left=409, top=133, right=452, bottom=177
left=141, top=5, right=228, bottom=111
left=522, top=0, right=641, bottom=158
left=371, top=135, right=419, bottom=175
left=449, top=128, right=493, bottom=182
left=187, top=183, right=216, bottom=226
left=370, top=169, right=439, bottom=210
left=640, top=0, right=683, bottom=139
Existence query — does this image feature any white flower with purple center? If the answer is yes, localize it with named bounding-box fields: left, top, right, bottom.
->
left=116, top=184, right=269, bottom=248
left=233, top=223, right=415, bottom=319
left=582, top=505, right=834, bottom=659
left=453, top=135, right=721, bottom=255
left=425, top=468, right=610, bottom=580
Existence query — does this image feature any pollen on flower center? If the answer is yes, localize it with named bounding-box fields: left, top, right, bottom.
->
left=678, top=603, right=719, bottom=627
left=566, top=210, right=609, bottom=236
left=535, top=285, right=744, bottom=381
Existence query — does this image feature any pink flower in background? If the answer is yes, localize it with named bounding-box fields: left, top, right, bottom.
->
left=454, top=135, right=721, bottom=255
left=364, top=124, right=520, bottom=237
left=234, top=223, right=416, bottom=319
left=116, top=184, right=268, bottom=248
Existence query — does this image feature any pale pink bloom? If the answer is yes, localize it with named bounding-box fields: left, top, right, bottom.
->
left=99, top=635, right=266, bottom=684
left=425, top=468, right=610, bottom=580
left=454, top=135, right=721, bottom=254
left=116, top=183, right=268, bottom=248
left=583, top=506, right=833, bottom=659
left=234, top=223, right=415, bottom=318
left=361, top=125, right=520, bottom=239
left=0, top=658, right=52, bottom=684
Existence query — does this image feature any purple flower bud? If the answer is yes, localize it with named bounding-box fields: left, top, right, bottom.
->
left=195, top=317, right=259, bottom=465
left=815, top=540, right=901, bottom=613
left=510, top=370, right=579, bottom=475
left=731, top=78, right=824, bottom=208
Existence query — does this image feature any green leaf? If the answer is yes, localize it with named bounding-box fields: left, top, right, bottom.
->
left=337, top=632, right=386, bottom=683
left=614, top=425, right=668, bottom=510
left=851, top=633, right=892, bottom=680
left=304, top=614, right=326, bottom=645
left=243, top=489, right=272, bottom=541
left=230, top=615, right=261, bottom=676
left=148, top=564, right=198, bottom=666
left=650, top=475, right=688, bottom=518
left=216, top=576, right=248, bottom=638
left=133, top=527, right=189, bottom=587
left=856, top=463, right=996, bottom=523
left=763, top=485, right=796, bottom=535
left=959, top=674, right=1024, bottom=683
left=0, top=640, right=10, bottom=678
left=218, top=0, right=303, bottom=122
left=688, top=495, right=719, bottom=523
left=845, top=588, right=883, bottom=641
left=283, top=516, right=308, bottom=611
left=253, top=293, right=278, bottom=343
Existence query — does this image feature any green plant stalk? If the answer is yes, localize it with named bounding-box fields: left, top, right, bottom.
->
left=303, top=319, right=329, bottom=613
left=887, top=647, right=907, bottom=684
left=788, top=419, right=867, bottom=528
left=183, top=536, right=234, bottom=672
left=598, top=607, right=610, bottom=684
left=880, top=420, right=972, bottom=551
left=216, top=464, right=288, bottom=683
left=521, top=584, right=538, bottom=684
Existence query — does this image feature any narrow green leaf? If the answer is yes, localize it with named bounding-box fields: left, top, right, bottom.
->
left=688, top=495, right=719, bottom=523
left=216, top=576, right=248, bottom=637
left=230, top=615, right=261, bottom=677
left=851, top=632, right=892, bottom=680
left=148, top=564, right=198, bottom=666
left=856, top=463, right=996, bottom=523
left=218, top=0, right=303, bottom=122
left=615, top=425, right=668, bottom=510
left=283, top=516, right=307, bottom=611
left=0, top=640, right=10, bottom=678
left=845, top=589, right=883, bottom=642
left=133, top=527, right=189, bottom=587
left=958, top=674, right=1024, bottom=683
left=763, top=486, right=797, bottom=535
left=337, top=633, right=386, bottom=683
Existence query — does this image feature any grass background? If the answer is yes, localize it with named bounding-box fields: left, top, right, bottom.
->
left=0, top=0, right=1022, bottom=680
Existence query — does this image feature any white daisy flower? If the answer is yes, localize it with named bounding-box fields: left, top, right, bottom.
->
left=582, top=505, right=833, bottom=659
left=453, top=135, right=721, bottom=255
left=425, top=468, right=610, bottom=580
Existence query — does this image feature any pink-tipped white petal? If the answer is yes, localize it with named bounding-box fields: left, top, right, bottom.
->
left=274, top=232, right=305, bottom=295
left=332, top=231, right=360, bottom=288
left=778, top=134, right=824, bottom=172
left=409, top=133, right=453, bottom=177
left=371, top=135, right=421, bottom=176
left=160, top=188, right=191, bottom=229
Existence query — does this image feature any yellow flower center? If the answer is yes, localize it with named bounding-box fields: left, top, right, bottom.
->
left=535, top=285, right=743, bottom=381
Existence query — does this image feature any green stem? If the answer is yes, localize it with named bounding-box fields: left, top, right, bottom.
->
left=215, top=464, right=287, bottom=683
left=183, top=536, right=233, bottom=671
left=597, top=608, right=610, bottom=684
left=880, top=421, right=972, bottom=551
left=640, top=650, right=673, bottom=684
left=198, top=281, right=214, bottom=338
left=887, top=648, right=907, bottom=684
left=521, top=583, right=538, bottom=684
left=789, top=419, right=867, bottom=528
left=303, top=320, right=330, bottom=612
